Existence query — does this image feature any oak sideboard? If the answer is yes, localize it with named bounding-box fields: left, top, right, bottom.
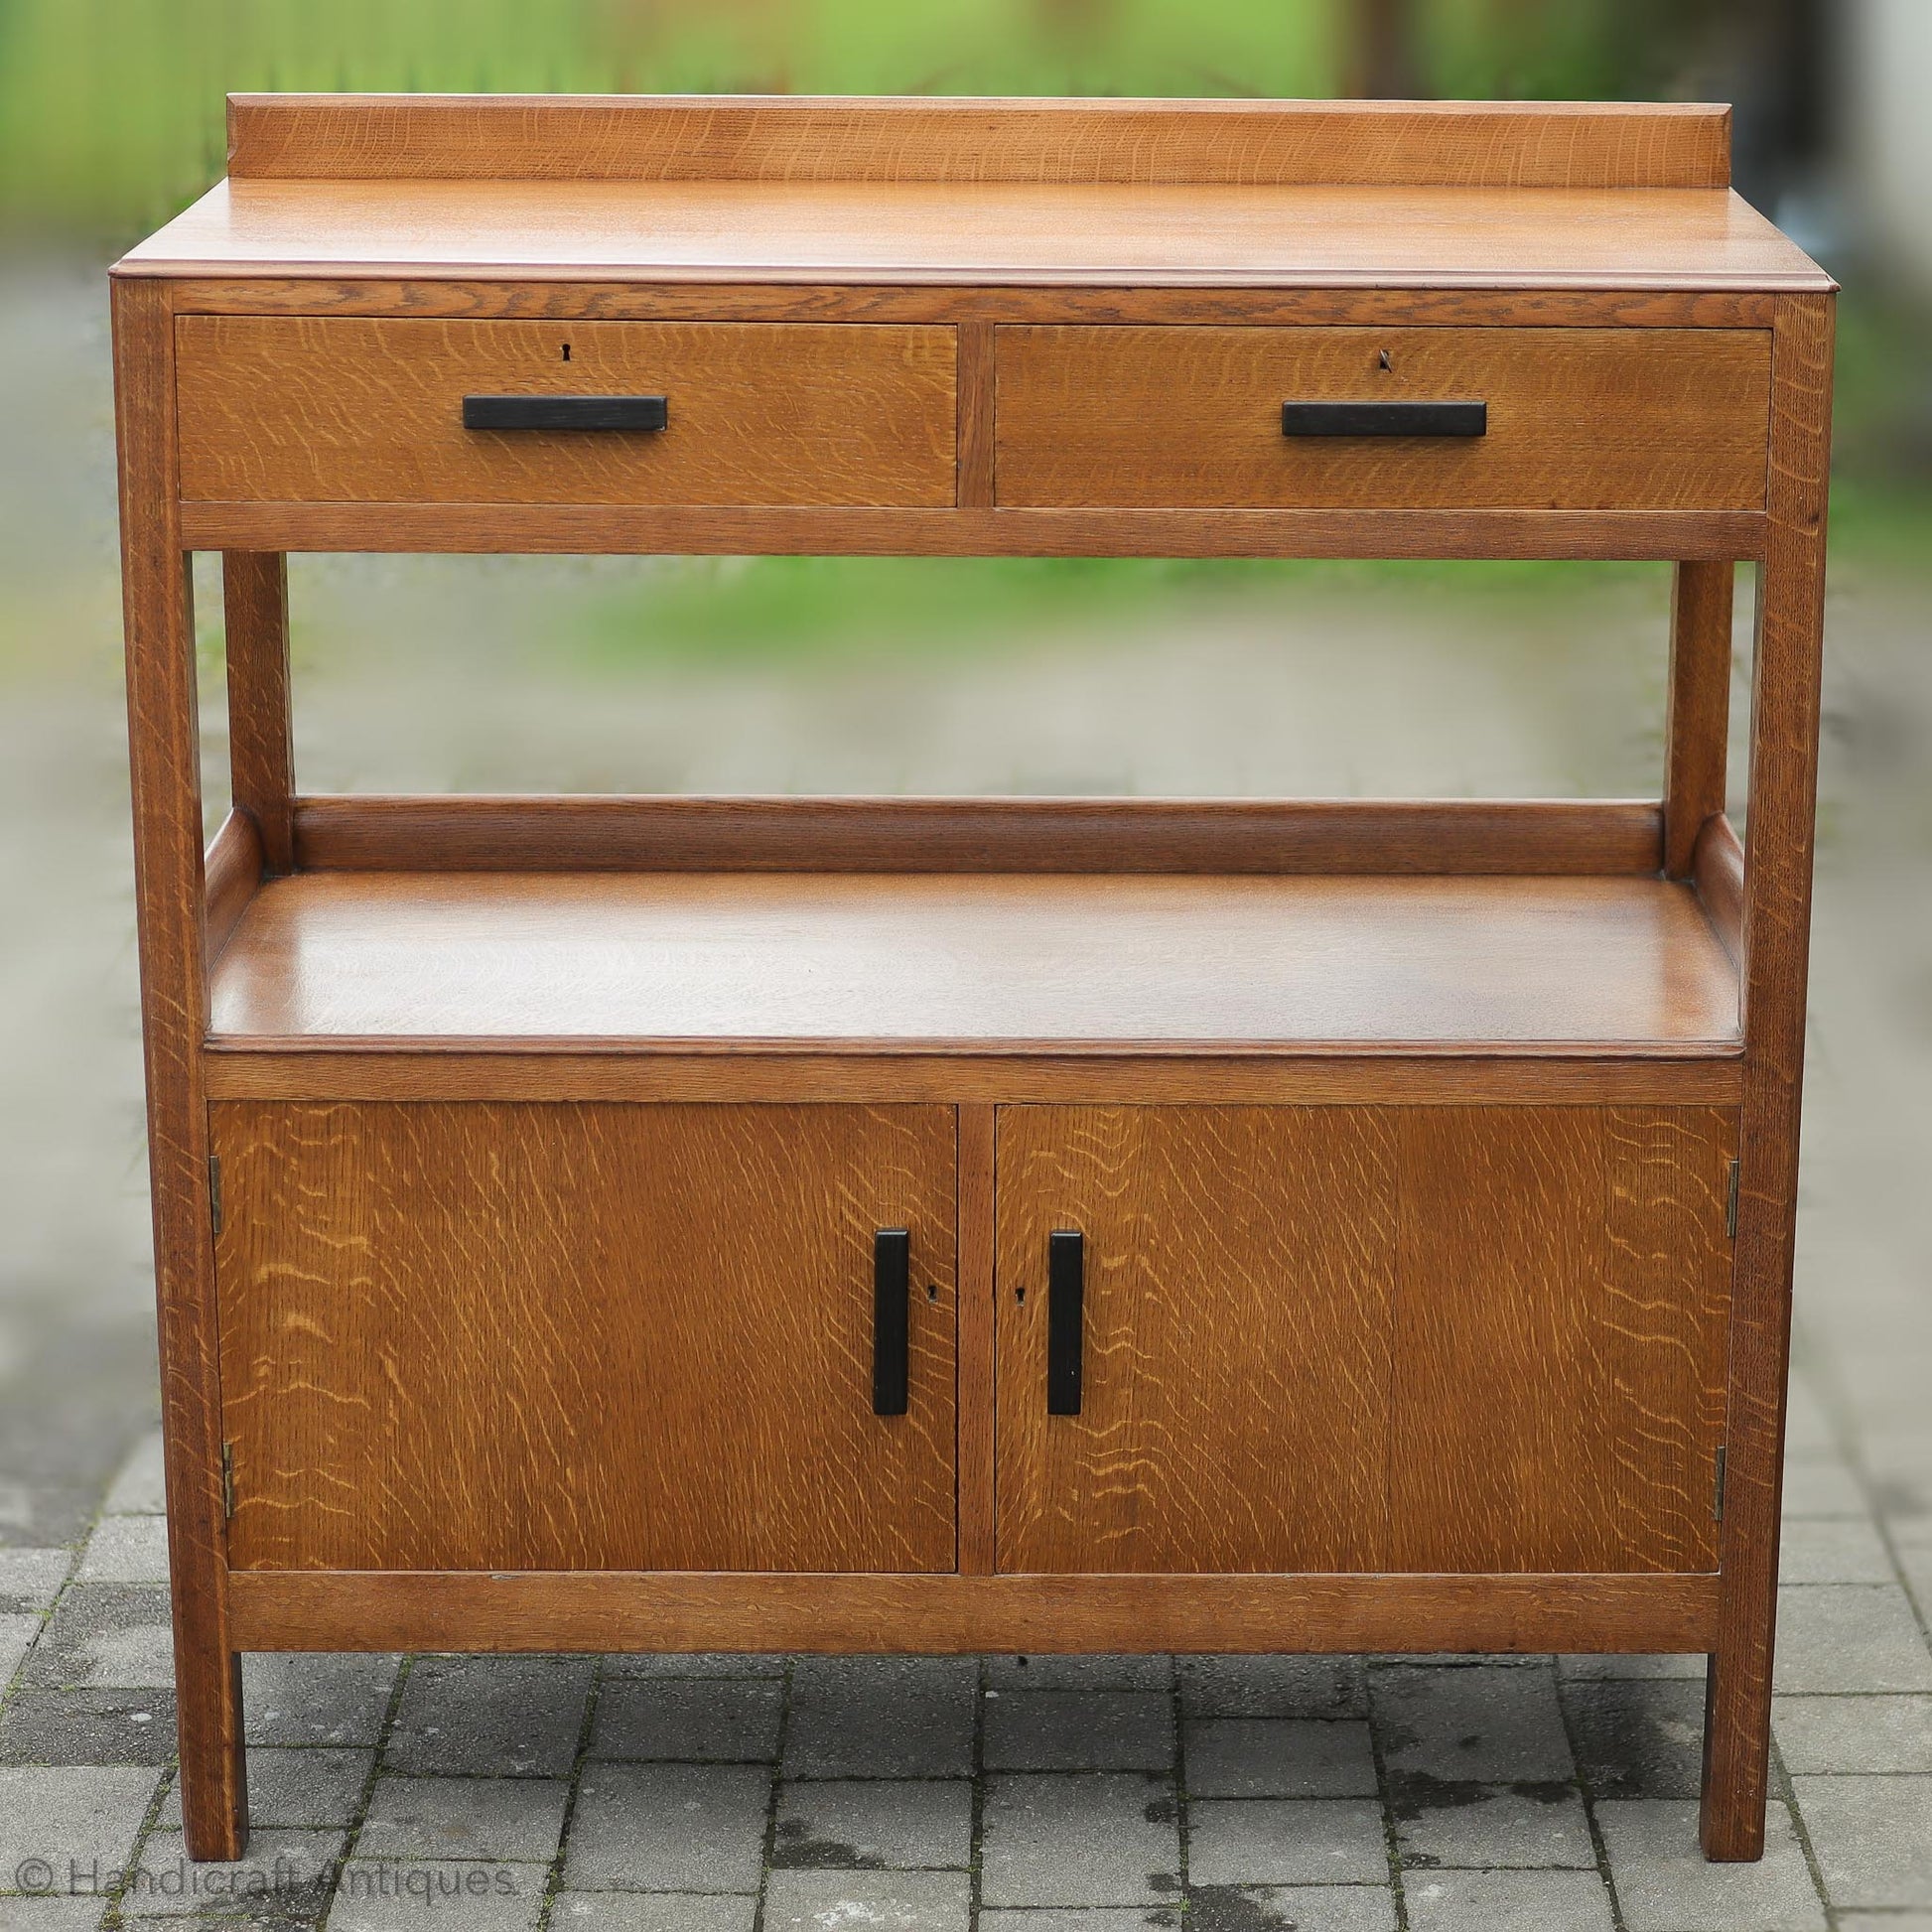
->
left=109, top=92, right=1836, bottom=1863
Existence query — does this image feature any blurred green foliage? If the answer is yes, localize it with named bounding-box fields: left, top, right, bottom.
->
left=3, top=0, right=1729, bottom=240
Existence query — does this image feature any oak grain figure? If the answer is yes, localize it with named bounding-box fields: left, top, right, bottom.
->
left=110, top=94, right=1833, bottom=1865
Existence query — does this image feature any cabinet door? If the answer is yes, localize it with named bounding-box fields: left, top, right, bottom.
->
left=996, top=1106, right=1399, bottom=1573
left=996, top=1105, right=1734, bottom=1577
left=214, top=1101, right=956, bottom=1573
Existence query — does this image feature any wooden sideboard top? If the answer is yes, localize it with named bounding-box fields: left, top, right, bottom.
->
left=114, top=93, right=1831, bottom=292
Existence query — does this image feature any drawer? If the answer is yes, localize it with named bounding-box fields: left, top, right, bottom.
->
left=176, top=317, right=959, bottom=507
left=996, top=325, right=1770, bottom=510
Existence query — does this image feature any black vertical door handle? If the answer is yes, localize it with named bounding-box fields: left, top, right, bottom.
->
left=1046, top=1230, right=1084, bottom=1416
left=873, top=1228, right=910, bottom=1416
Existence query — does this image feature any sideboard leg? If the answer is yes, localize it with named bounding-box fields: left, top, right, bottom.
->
left=1700, top=291, right=1835, bottom=1864
left=113, top=273, right=250, bottom=1862
left=176, top=1652, right=249, bottom=1863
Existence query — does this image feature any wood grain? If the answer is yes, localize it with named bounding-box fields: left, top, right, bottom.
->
left=121, top=179, right=1828, bottom=293
left=1665, top=561, right=1736, bottom=877
left=1702, top=290, right=1835, bottom=1863
left=166, top=278, right=1780, bottom=330
left=955, top=321, right=996, bottom=509
left=219, top=553, right=296, bottom=873
left=956, top=1105, right=997, bottom=1575
left=179, top=499, right=1769, bottom=562
left=1390, top=1107, right=1735, bottom=1573
left=201, top=1050, right=1744, bottom=1109
left=1695, top=812, right=1745, bottom=970
left=998, top=326, right=1771, bottom=511
left=290, top=794, right=1666, bottom=877
left=224, top=94, right=1733, bottom=190
left=111, top=275, right=248, bottom=1860
left=177, top=317, right=956, bottom=508
left=205, top=871, right=1742, bottom=1053
left=229, top=1567, right=1720, bottom=1658
left=996, top=1106, right=1397, bottom=1574
left=203, top=808, right=263, bottom=962
left=213, top=1101, right=956, bottom=1573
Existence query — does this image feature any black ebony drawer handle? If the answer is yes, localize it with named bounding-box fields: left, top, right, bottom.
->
left=1046, top=1230, right=1084, bottom=1417
left=1283, top=400, right=1486, bottom=438
left=463, top=395, right=668, bottom=432
left=874, top=1228, right=910, bottom=1417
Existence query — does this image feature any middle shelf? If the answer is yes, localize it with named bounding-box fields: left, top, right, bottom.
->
left=207, top=865, right=1739, bottom=1057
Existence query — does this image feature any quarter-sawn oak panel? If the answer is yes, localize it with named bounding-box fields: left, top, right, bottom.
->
left=177, top=318, right=957, bottom=507
left=213, top=1101, right=957, bottom=1573
left=997, top=326, right=1770, bottom=510
left=996, top=1105, right=1733, bottom=1576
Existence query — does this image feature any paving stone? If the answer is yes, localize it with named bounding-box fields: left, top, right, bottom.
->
left=589, top=1678, right=782, bottom=1762
left=1403, top=1868, right=1613, bottom=1932
left=1178, top=1657, right=1366, bottom=1720
left=0, top=1612, right=38, bottom=1687
left=1773, top=1586, right=1932, bottom=1693
left=384, top=1655, right=593, bottom=1777
left=980, top=1773, right=1179, bottom=1908
left=1790, top=1774, right=1932, bottom=1908
left=0, top=1762, right=160, bottom=1889
left=127, top=1828, right=342, bottom=1918
left=562, top=1762, right=770, bottom=1891
left=1558, top=1653, right=1706, bottom=1681
left=1837, top=1917, right=1932, bottom=1931
left=1788, top=1695, right=1932, bottom=1784
left=773, top=1777, right=972, bottom=1868
left=354, top=1775, right=571, bottom=1862
left=986, top=1657, right=1173, bottom=1692
left=783, top=1658, right=975, bottom=1779
left=0, top=1897, right=109, bottom=1929
left=1393, top=1781, right=1594, bottom=1868
left=159, top=1749, right=372, bottom=1831
left=984, top=1691, right=1174, bottom=1772
left=1372, top=1664, right=1573, bottom=1784
left=1560, top=1676, right=1707, bottom=1799
left=1186, top=1886, right=1394, bottom=1931
left=1779, top=1516, right=1898, bottom=1584
left=71, top=1516, right=168, bottom=1585
left=328, top=1859, right=546, bottom=1931
left=978, top=1912, right=1180, bottom=1932
left=552, top=1896, right=757, bottom=1932
left=1595, top=1798, right=1825, bottom=1932
left=1781, top=1456, right=1869, bottom=1519
left=599, top=1653, right=786, bottom=1679
left=19, top=1584, right=171, bottom=1688
left=1186, top=1800, right=1388, bottom=1887
left=1183, top=1720, right=1377, bottom=1799
left=102, top=1432, right=167, bottom=1515
left=0, top=1685, right=176, bottom=1763
left=762, top=1867, right=971, bottom=1931
left=243, top=1653, right=401, bottom=1748
left=0, top=1549, right=69, bottom=1613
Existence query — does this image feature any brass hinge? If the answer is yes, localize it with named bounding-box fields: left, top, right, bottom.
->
left=219, top=1442, right=235, bottom=1521
left=1725, top=1159, right=1740, bottom=1241
left=208, top=1155, right=223, bottom=1238
left=1715, top=1445, right=1728, bottom=1522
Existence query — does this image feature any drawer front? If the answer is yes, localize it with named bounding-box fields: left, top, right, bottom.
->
left=213, top=1100, right=958, bottom=1573
left=996, top=1104, right=1734, bottom=1576
left=177, top=317, right=959, bottom=507
left=996, top=325, right=1770, bottom=510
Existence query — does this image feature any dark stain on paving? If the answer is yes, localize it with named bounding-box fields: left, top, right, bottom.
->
left=769, top=1817, right=883, bottom=1870
left=1189, top=1884, right=1297, bottom=1930
left=1390, top=1772, right=1577, bottom=1820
